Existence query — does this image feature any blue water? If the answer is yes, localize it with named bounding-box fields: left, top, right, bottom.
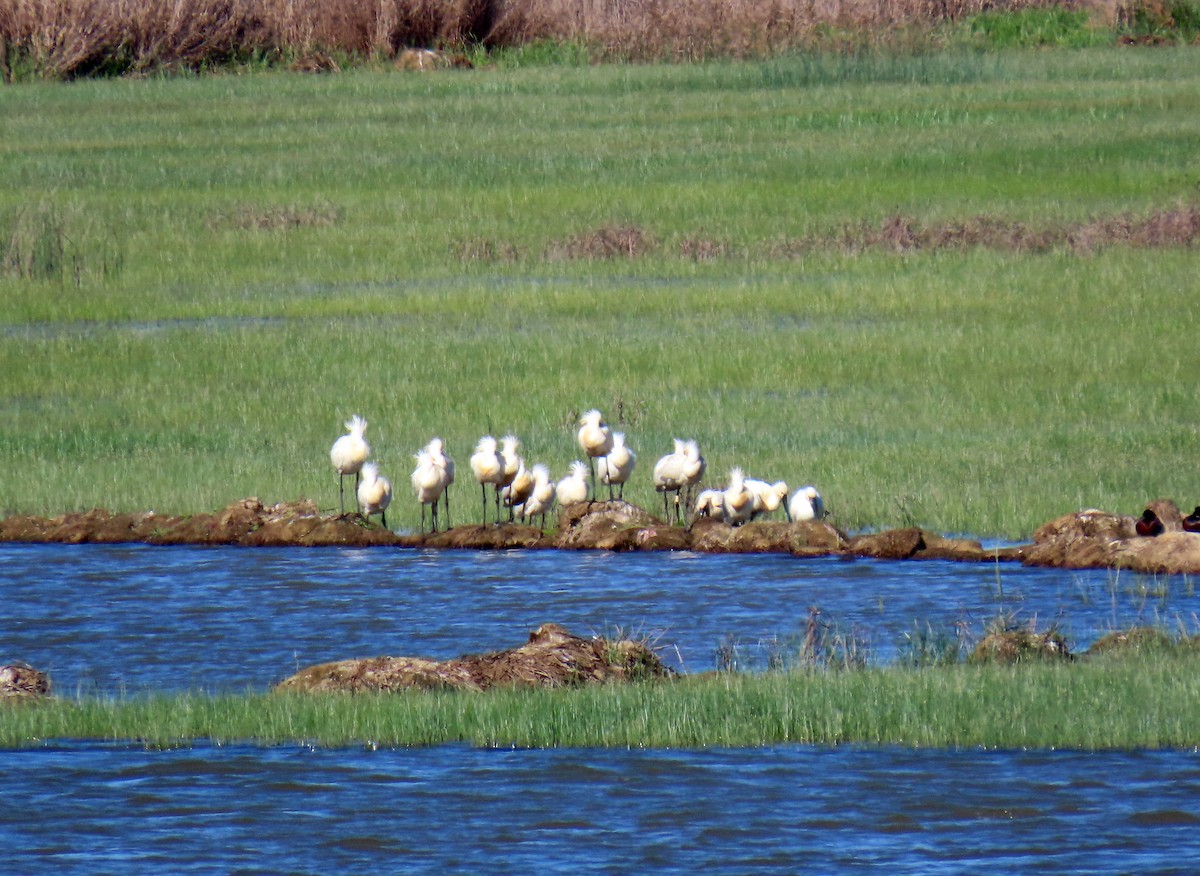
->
left=4, top=543, right=1200, bottom=873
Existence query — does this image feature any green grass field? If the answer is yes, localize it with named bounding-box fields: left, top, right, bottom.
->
left=6, top=651, right=1200, bottom=749
left=2, top=48, right=1198, bottom=538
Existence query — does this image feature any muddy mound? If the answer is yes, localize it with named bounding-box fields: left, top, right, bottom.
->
left=273, top=623, right=671, bottom=694
left=553, top=500, right=661, bottom=550
left=1085, top=626, right=1179, bottom=658
left=422, top=523, right=551, bottom=550
left=845, top=528, right=1009, bottom=562
left=968, top=627, right=1071, bottom=665
left=689, top=517, right=845, bottom=555
left=1, top=664, right=50, bottom=701
left=0, top=498, right=405, bottom=547
left=1023, top=503, right=1200, bottom=574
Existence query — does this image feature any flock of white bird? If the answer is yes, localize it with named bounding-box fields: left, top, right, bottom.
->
left=328, top=410, right=825, bottom=533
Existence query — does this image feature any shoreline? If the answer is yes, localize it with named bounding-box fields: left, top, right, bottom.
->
left=3, top=496, right=1198, bottom=574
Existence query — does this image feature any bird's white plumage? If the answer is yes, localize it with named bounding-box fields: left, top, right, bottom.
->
left=469, top=436, right=505, bottom=486
left=330, top=415, right=370, bottom=475
left=577, top=410, right=614, bottom=459
left=357, top=462, right=392, bottom=523
left=522, top=463, right=556, bottom=525
left=745, top=478, right=789, bottom=520
left=789, top=485, right=825, bottom=523
left=599, top=432, right=636, bottom=494
left=722, top=467, right=755, bottom=526
left=555, top=460, right=589, bottom=506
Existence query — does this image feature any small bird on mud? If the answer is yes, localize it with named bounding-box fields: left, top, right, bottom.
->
left=330, top=415, right=370, bottom=515
left=1184, top=507, right=1200, bottom=534
left=598, top=431, right=636, bottom=501
left=1135, top=508, right=1165, bottom=537
left=469, top=436, right=506, bottom=525
left=789, top=485, right=826, bottom=523
left=498, top=436, right=525, bottom=520
left=576, top=410, right=614, bottom=499
left=556, top=460, right=590, bottom=508
left=357, top=463, right=392, bottom=529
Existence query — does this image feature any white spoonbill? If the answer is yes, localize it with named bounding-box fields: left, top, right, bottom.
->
left=522, top=463, right=556, bottom=530
left=745, top=478, right=789, bottom=521
left=502, top=460, right=535, bottom=520
left=652, top=439, right=688, bottom=522
left=556, top=460, right=590, bottom=508
left=411, top=448, right=450, bottom=533
left=680, top=439, right=707, bottom=514
left=498, top=435, right=525, bottom=521
left=598, top=431, right=636, bottom=501
left=357, top=462, right=393, bottom=529
left=422, top=437, right=455, bottom=529
left=722, top=468, right=756, bottom=527
left=469, top=436, right=506, bottom=525
left=789, top=485, right=826, bottom=523
left=694, top=489, right=725, bottom=519
left=330, top=414, right=370, bottom=515
left=576, top=410, right=613, bottom=499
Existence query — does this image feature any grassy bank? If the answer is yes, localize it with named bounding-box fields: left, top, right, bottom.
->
left=6, top=652, right=1200, bottom=749
left=2, top=49, right=1199, bottom=538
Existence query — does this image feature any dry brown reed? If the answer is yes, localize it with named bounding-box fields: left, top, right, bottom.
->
left=0, top=0, right=1108, bottom=80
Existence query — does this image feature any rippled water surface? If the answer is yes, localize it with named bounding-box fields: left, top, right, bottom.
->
left=4, top=543, right=1200, bottom=873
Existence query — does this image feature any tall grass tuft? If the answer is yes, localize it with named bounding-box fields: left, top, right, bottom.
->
left=1, top=203, right=122, bottom=285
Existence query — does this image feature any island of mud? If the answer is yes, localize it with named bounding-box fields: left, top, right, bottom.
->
left=3, top=496, right=1199, bottom=575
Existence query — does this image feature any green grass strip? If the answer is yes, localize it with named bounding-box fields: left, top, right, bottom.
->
left=6, top=655, right=1200, bottom=750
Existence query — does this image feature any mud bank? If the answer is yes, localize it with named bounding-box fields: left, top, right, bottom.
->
left=274, top=622, right=670, bottom=694
left=3, top=496, right=1199, bottom=574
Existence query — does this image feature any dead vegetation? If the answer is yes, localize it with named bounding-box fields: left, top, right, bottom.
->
left=209, top=203, right=342, bottom=232
left=0, top=0, right=1171, bottom=80
left=774, top=205, right=1200, bottom=256
left=273, top=622, right=671, bottom=693
left=0, top=664, right=50, bottom=701
left=454, top=206, right=1200, bottom=265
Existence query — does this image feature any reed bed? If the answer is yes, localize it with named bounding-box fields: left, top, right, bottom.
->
left=0, top=0, right=1189, bottom=81
left=6, top=653, right=1200, bottom=749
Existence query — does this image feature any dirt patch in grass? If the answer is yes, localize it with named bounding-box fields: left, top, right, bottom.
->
left=210, top=204, right=342, bottom=232
left=544, top=223, right=657, bottom=260
left=455, top=205, right=1200, bottom=263
left=775, top=205, right=1200, bottom=256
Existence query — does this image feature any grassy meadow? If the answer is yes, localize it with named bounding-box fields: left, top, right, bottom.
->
left=2, top=48, right=1199, bottom=538
left=7, top=651, right=1200, bottom=749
